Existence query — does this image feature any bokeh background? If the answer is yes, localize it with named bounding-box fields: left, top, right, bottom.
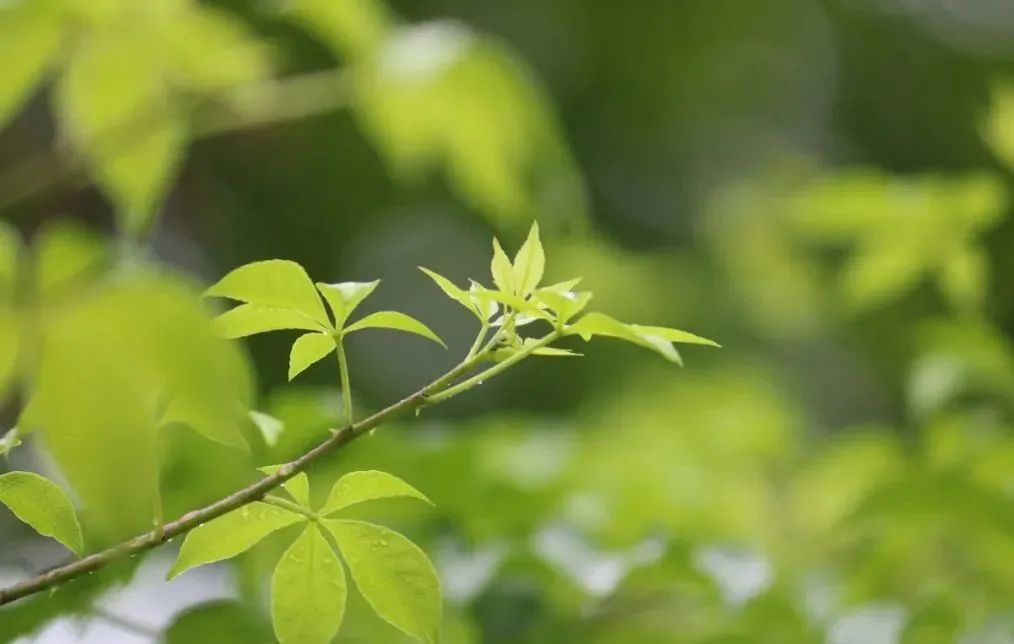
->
left=1, top=0, right=1014, bottom=642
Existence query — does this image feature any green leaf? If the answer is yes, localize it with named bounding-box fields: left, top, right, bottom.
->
left=0, top=0, right=63, bottom=128
left=418, top=267, right=480, bottom=318
left=627, top=324, right=721, bottom=348
left=57, top=30, right=185, bottom=235
left=512, top=222, right=545, bottom=296
left=0, top=471, right=83, bottom=555
left=249, top=411, right=284, bottom=447
left=468, top=282, right=500, bottom=320
left=315, top=280, right=380, bottom=328
left=321, top=470, right=432, bottom=516
left=286, top=0, right=393, bottom=60
left=566, top=312, right=696, bottom=364
left=165, top=6, right=269, bottom=93
left=470, top=285, right=546, bottom=318
left=0, top=216, right=24, bottom=297
left=31, top=221, right=108, bottom=297
left=168, top=502, right=303, bottom=579
left=271, top=524, right=347, bottom=644
left=161, top=396, right=248, bottom=451
left=344, top=311, right=446, bottom=348
left=212, top=304, right=325, bottom=339
left=165, top=601, right=272, bottom=644
left=0, top=309, right=19, bottom=398
left=324, top=519, right=442, bottom=642
left=490, top=238, right=515, bottom=294
left=288, top=332, right=335, bottom=380
left=0, top=428, right=21, bottom=457
left=206, top=260, right=330, bottom=327
left=259, top=466, right=312, bottom=507
left=534, top=289, right=591, bottom=325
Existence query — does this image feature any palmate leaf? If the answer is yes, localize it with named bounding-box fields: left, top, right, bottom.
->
left=418, top=267, right=483, bottom=318
left=321, top=470, right=432, bottom=516
left=0, top=471, right=83, bottom=555
left=490, top=237, right=515, bottom=295
left=315, top=280, right=380, bottom=328
left=344, top=311, right=446, bottom=347
left=535, top=288, right=592, bottom=325
left=287, top=332, right=335, bottom=380
left=271, top=524, right=347, bottom=644
left=206, top=260, right=330, bottom=327
left=168, top=502, right=303, bottom=580
left=211, top=304, right=326, bottom=339
left=324, top=519, right=442, bottom=643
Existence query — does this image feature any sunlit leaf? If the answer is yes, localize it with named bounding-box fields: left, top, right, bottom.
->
left=0, top=309, right=19, bottom=398
left=0, top=471, right=83, bottom=555
left=321, top=470, right=432, bottom=516
left=627, top=324, right=720, bottom=347
left=345, top=311, right=446, bottom=347
left=57, top=30, right=185, bottom=235
left=288, top=332, right=335, bottom=380
left=490, top=238, right=515, bottom=294
left=259, top=465, right=311, bottom=507
left=249, top=410, right=285, bottom=447
left=315, top=280, right=380, bottom=328
left=206, top=260, right=330, bottom=327
left=468, top=282, right=499, bottom=321
left=325, top=519, right=442, bottom=642
left=512, top=222, right=545, bottom=296
left=161, top=396, right=248, bottom=451
left=31, top=221, right=108, bottom=297
left=567, top=312, right=685, bottom=363
left=168, top=502, right=303, bottom=579
left=0, top=0, right=63, bottom=128
left=0, top=428, right=21, bottom=457
left=212, top=304, right=325, bottom=339
left=534, top=289, right=591, bottom=325
left=272, top=524, right=347, bottom=644
left=286, top=0, right=393, bottom=59
left=470, top=285, right=546, bottom=318
left=418, top=267, right=480, bottom=318
left=166, top=6, right=269, bottom=93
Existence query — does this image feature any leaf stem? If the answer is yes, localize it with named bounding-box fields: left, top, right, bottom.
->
left=464, top=323, right=489, bottom=361
left=335, top=338, right=352, bottom=423
left=0, top=336, right=520, bottom=607
left=263, top=496, right=317, bottom=521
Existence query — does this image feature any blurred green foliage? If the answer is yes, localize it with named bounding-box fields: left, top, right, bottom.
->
left=1, top=0, right=1013, bottom=643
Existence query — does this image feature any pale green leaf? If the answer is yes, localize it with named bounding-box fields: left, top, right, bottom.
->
left=490, top=238, right=515, bottom=294
left=259, top=466, right=311, bottom=507
left=161, top=396, right=247, bottom=451
left=512, top=222, right=544, bottom=296
left=168, top=502, right=302, bottom=579
left=534, top=289, right=591, bottom=325
left=271, top=524, right=347, bottom=644
left=938, top=245, right=988, bottom=315
left=288, top=332, right=335, bottom=380
left=286, top=0, right=392, bottom=60
left=0, top=471, right=83, bottom=555
left=0, top=428, right=21, bottom=457
left=418, top=267, right=480, bottom=318
left=470, top=285, right=546, bottom=318
left=321, top=470, right=432, bottom=516
left=344, top=311, right=446, bottom=347
left=315, top=280, right=380, bottom=328
left=0, top=0, right=63, bottom=128
left=249, top=411, right=284, bottom=447
left=57, top=30, right=185, bottom=235
left=31, top=221, right=108, bottom=297
left=627, top=324, right=721, bottom=348
left=325, top=519, right=442, bottom=642
left=211, top=304, right=325, bottom=339
left=567, top=312, right=685, bottom=363
left=983, top=83, right=1014, bottom=171
left=205, top=260, right=330, bottom=326
left=468, top=282, right=499, bottom=320
left=166, top=6, right=269, bottom=93
left=0, top=221, right=23, bottom=297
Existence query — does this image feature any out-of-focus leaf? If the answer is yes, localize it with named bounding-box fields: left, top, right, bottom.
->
left=344, top=311, right=446, bottom=347
left=249, top=410, right=285, bottom=448
left=164, top=600, right=272, bottom=644
left=166, top=6, right=269, bottom=93
left=206, top=260, right=330, bottom=327
left=57, top=30, right=185, bottom=235
left=259, top=465, right=311, bottom=507
left=938, top=245, right=988, bottom=314
left=0, top=0, right=63, bottom=128
left=356, top=23, right=587, bottom=226
left=288, top=332, right=335, bottom=380
left=286, top=0, right=393, bottom=59
left=28, top=274, right=253, bottom=537
left=168, top=502, right=303, bottom=579
left=512, top=222, right=545, bottom=297
left=0, top=428, right=21, bottom=457
left=983, top=83, right=1014, bottom=171
left=325, top=519, right=442, bottom=642
left=31, top=222, right=108, bottom=297
left=321, top=470, right=432, bottom=516
left=419, top=267, right=481, bottom=318
left=0, top=221, right=23, bottom=297
left=0, top=309, right=19, bottom=398
left=271, top=524, right=347, bottom=644
left=315, top=280, right=380, bottom=328
left=161, top=396, right=248, bottom=451
left=0, top=471, right=83, bottom=555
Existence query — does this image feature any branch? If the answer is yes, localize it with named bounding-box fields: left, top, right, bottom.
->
left=0, top=335, right=519, bottom=607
